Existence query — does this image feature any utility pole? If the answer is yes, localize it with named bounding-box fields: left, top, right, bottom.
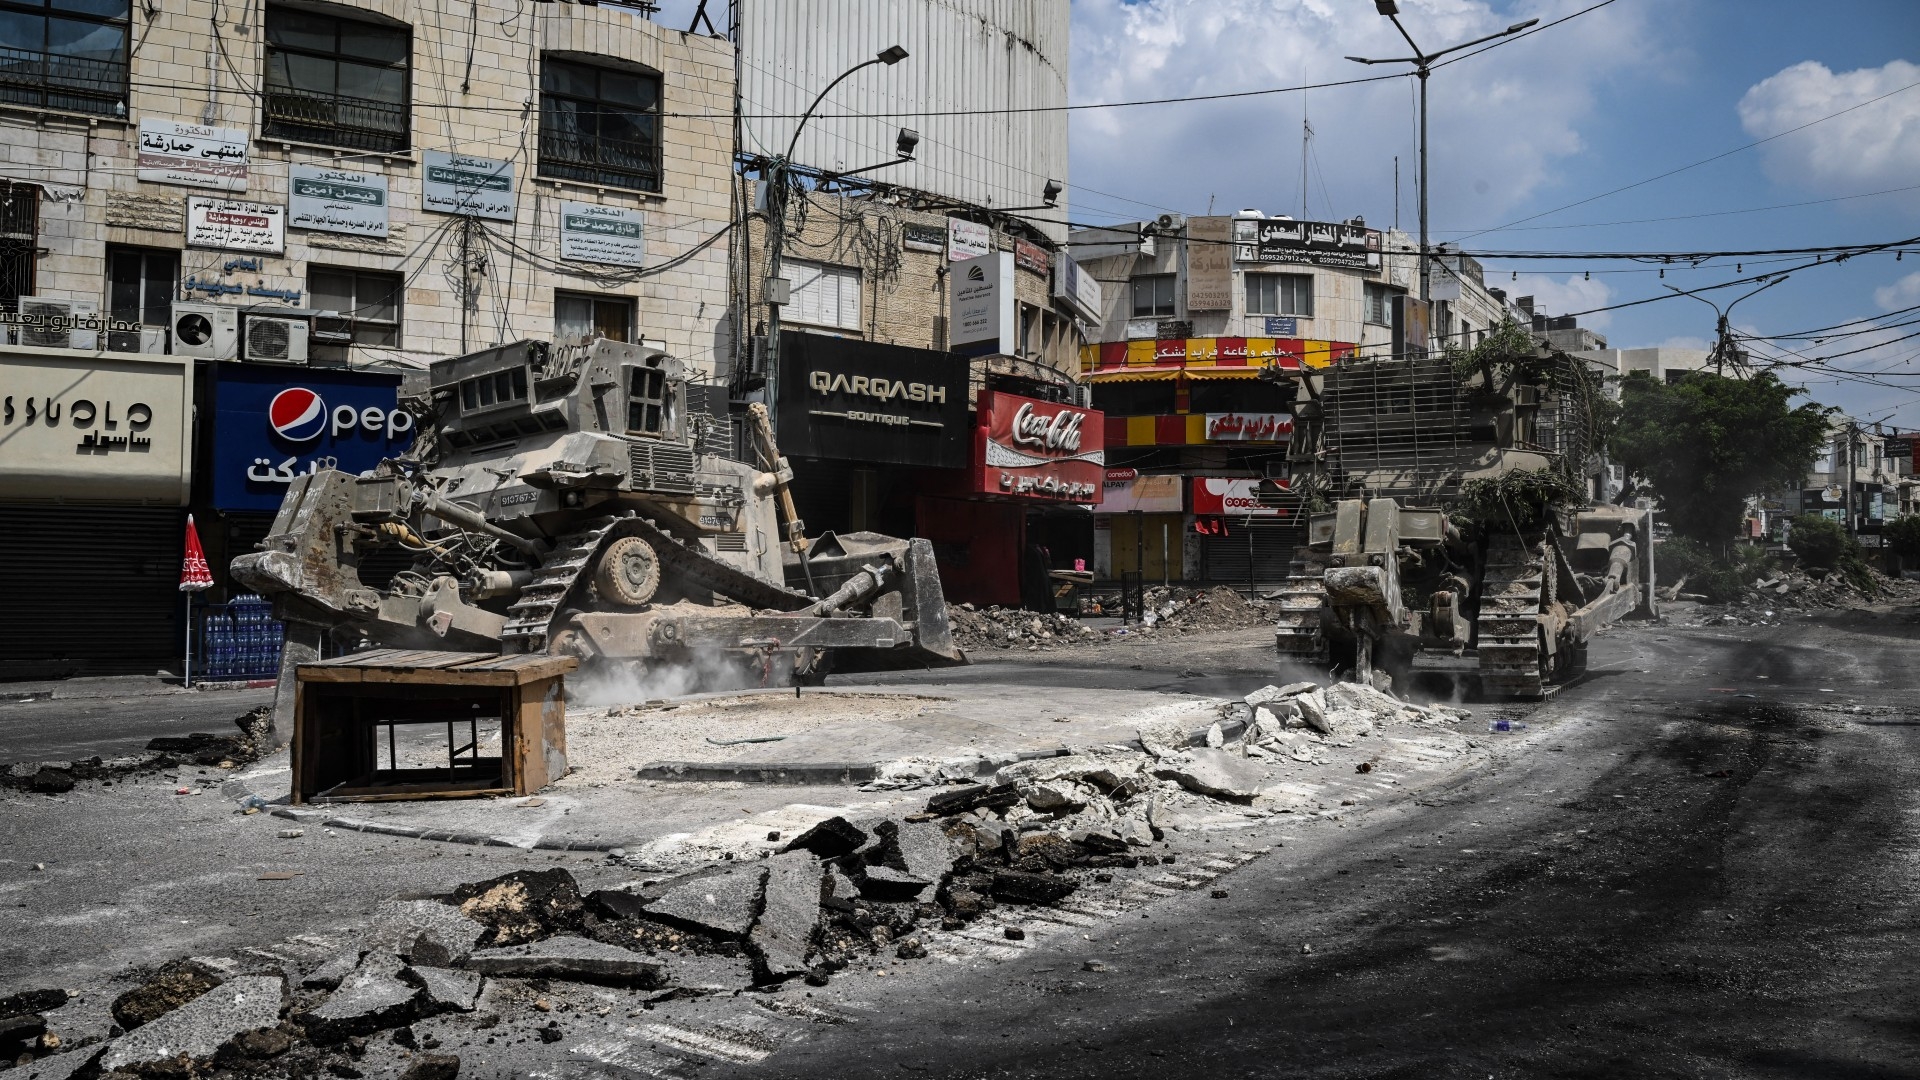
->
left=1348, top=4, right=1538, bottom=307
left=1847, top=420, right=1859, bottom=537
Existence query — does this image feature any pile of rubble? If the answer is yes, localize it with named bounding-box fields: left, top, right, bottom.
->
left=1675, top=567, right=1920, bottom=627
left=948, top=586, right=1275, bottom=652
left=1, top=706, right=271, bottom=795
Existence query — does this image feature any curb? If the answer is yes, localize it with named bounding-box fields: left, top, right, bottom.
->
left=218, top=776, right=628, bottom=852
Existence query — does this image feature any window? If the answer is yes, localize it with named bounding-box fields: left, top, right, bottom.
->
left=540, top=56, right=662, bottom=192
left=626, top=364, right=668, bottom=434
left=309, top=266, right=402, bottom=346
left=1364, top=282, right=1397, bottom=326
left=1244, top=273, right=1313, bottom=317
left=1130, top=275, right=1176, bottom=318
left=0, top=0, right=129, bottom=117
left=1, top=182, right=36, bottom=314
left=262, top=4, right=410, bottom=152
left=781, top=260, right=860, bottom=330
left=555, top=292, right=633, bottom=344
left=105, top=246, right=175, bottom=350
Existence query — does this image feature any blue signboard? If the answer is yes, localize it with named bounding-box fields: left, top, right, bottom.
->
left=209, top=365, right=413, bottom=511
left=1264, top=316, right=1299, bottom=336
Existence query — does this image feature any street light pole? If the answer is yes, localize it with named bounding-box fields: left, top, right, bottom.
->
left=1660, top=277, right=1783, bottom=376
left=761, top=46, right=908, bottom=427
left=1347, top=4, right=1538, bottom=309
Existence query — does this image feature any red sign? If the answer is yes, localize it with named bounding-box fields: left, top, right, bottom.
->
left=1014, top=239, right=1051, bottom=276
left=974, top=390, right=1105, bottom=503
left=1105, top=467, right=1139, bottom=482
left=1191, top=476, right=1289, bottom=517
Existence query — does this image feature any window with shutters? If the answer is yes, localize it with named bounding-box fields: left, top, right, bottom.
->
left=555, top=291, right=633, bottom=344
left=1243, top=272, right=1313, bottom=317
left=1130, top=274, right=1176, bottom=318
left=781, top=260, right=860, bottom=331
left=309, top=265, right=402, bottom=346
left=104, top=246, right=176, bottom=351
left=540, top=55, right=662, bottom=193
left=1364, top=282, right=1397, bottom=326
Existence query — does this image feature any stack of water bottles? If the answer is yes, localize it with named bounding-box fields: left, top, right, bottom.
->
left=200, top=594, right=286, bottom=681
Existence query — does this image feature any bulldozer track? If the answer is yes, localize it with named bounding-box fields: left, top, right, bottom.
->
left=1272, top=569, right=1330, bottom=662
left=500, top=515, right=815, bottom=654
left=1475, top=535, right=1551, bottom=698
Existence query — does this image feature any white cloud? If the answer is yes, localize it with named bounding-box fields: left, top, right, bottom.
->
left=1737, top=59, right=1920, bottom=213
left=1874, top=270, right=1920, bottom=311
left=1511, top=272, right=1614, bottom=330
left=1068, top=0, right=1665, bottom=228
left=1651, top=335, right=1713, bottom=351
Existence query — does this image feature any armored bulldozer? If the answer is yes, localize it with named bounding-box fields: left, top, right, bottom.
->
left=232, top=338, right=962, bottom=686
left=1262, top=343, right=1654, bottom=698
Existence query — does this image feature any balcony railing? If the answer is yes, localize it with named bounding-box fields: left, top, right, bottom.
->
left=263, top=85, right=408, bottom=153
left=538, top=130, right=660, bottom=192
left=0, top=46, right=126, bottom=116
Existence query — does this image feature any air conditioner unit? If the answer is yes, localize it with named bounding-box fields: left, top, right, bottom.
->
left=171, top=301, right=239, bottom=360
left=243, top=314, right=310, bottom=364
left=138, top=326, right=168, bottom=354
left=16, top=296, right=100, bottom=350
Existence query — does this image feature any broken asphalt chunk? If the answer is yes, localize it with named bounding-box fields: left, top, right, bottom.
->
left=111, top=957, right=227, bottom=1030
left=643, top=864, right=767, bottom=939
left=97, top=974, right=287, bottom=1074
left=463, top=936, right=667, bottom=989
left=397, top=1052, right=462, bottom=1080
left=1153, top=748, right=1266, bottom=801
left=989, top=870, right=1077, bottom=906
left=779, top=816, right=868, bottom=858
left=407, top=965, right=482, bottom=1015
left=296, top=953, right=421, bottom=1043
left=924, top=782, right=1020, bottom=817
left=452, top=868, right=584, bottom=947
left=365, top=900, right=489, bottom=967
left=749, top=852, right=825, bottom=983
left=301, top=950, right=365, bottom=991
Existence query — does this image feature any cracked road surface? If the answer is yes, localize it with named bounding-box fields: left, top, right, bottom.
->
left=727, top=614, right=1920, bottom=1079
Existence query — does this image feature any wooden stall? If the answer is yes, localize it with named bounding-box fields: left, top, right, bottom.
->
left=291, top=649, right=575, bottom=804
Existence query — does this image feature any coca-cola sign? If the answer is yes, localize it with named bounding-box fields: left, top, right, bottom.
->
left=974, top=390, right=1104, bottom=504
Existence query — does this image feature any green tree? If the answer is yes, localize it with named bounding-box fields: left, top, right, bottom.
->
left=1883, top=514, right=1920, bottom=567
left=1786, top=513, right=1850, bottom=571
left=1612, top=371, right=1831, bottom=546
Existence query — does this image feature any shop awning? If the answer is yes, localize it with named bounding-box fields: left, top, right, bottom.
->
left=1085, top=366, right=1266, bottom=383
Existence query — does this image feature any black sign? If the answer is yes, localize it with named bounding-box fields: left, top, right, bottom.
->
left=1232, top=217, right=1381, bottom=270
left=777, top=331, right=970, bottom=468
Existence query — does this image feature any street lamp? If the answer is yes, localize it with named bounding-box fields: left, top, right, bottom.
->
left=1347, top=5, right=1538, bottom=307
left=760, top=45, right=909, bottom=419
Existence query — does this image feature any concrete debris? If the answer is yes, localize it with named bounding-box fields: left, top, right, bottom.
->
left=1151, top=747, right=1266, bottom=801
left=988, top=870, right=1077, bottom=905
left=949, top=586, right=1274, bottom=652
left=0, top=990, right=67, bottom=1021
left=1205, top=722, right=1226, bottom=749
left=296, top=953, right=420, bottom=1043
left=924, top=782, right=1020, bottom=817
left=1136, top=719, right=1196, bottom=762
left=463, top=936, right=667, bottom=989
left=642, top=864, right=768, bottom=939
left=748, top=851, right=825, bottom=982
left=398, top=1052, right=463, bottom=1080
left=96, top=974, right=286, bottom=1073
left=452, top=868, right=585, bottom=947
left=365, top=899, right=489, bottom=967
left=407, top=965, right=483, bottom=1014
left=852, top=864, right=933, bottom=902
left=111, top=957, right=227, bottom=1030
left=780, top=816, right=869, bottom=859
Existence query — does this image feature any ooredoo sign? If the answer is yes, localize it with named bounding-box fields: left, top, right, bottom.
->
left=974, top=390, right=1104, bottom=504
left=1191, top=476, right=1287, bottom=517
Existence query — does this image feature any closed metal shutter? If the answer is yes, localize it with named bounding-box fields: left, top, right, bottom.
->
left=0, top=505, right=186, bottom=678
left=1200, top=518, right=1302, bottom=589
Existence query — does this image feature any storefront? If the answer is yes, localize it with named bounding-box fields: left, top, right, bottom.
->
left=1093, top=469, right=1185, bottom=583
left=1190, top=476, right=1302, bottom=587
left=917, top=389, right=1103, bottom=608
left=774, top=330, right=971, bottom=542
left=0, top=345, right=195, bottom=677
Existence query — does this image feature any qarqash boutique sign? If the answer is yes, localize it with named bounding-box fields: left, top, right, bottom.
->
left=974, top=390, right=1105, bottom=504
left=421, top=151, right=516, bottom=221
left=289, top=164, right=389, bottom=238
left=0, top=347, right=193, bottom=505
left=559, top=202, right=645, bottom=266
left=775, top=331, right=969, bottom=468
left=187, top=198, right=286, bottom=253
left=137, top=119, right=249, bottom=192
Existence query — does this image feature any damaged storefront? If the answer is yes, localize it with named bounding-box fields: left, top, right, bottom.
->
left=0, top=345, right=195, bottom=678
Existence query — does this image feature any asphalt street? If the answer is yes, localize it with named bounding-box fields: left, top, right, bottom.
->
left=0, top=681, right=274, bottom=762
left=732, top=612, right=1920, bottom=1079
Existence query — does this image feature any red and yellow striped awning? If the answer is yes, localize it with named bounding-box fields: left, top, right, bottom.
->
left=1080, top=336, right=1355, bottom=376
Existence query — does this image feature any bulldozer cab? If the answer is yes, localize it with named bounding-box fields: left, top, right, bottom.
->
left=432, top=338, right=686, bottom=453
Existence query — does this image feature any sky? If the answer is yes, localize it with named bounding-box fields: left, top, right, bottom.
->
left=649, top=0, right=1920, bottom=427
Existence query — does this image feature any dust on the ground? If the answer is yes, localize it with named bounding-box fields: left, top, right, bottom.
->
left=557, top=692, right=954, bottom=786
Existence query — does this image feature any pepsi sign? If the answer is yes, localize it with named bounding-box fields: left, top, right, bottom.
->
left=209, top=365, right=412, bottom=511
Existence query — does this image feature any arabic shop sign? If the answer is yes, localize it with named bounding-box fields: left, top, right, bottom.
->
left=209, top=365, right=412, bottom=511
left=1191, top=476, right=1287, bottom=517
left=421, top=150, right=516, bottom=221
left=974, top=390, right=1105, bottom=504
left=1231, top=217, right=1381, bottom=271
left=1204, top=412, right=1293, bottom=442
left=186, top=198, right=286, bottom=254
left=0, top=348, right=194, bottom=505
left=0, top=308, right=140, bottom=342
left=137, top=119, right=250, bottom=192
left=289, top=164, right=389, bottom=238
left=559, top=202, right=645, bottom=267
